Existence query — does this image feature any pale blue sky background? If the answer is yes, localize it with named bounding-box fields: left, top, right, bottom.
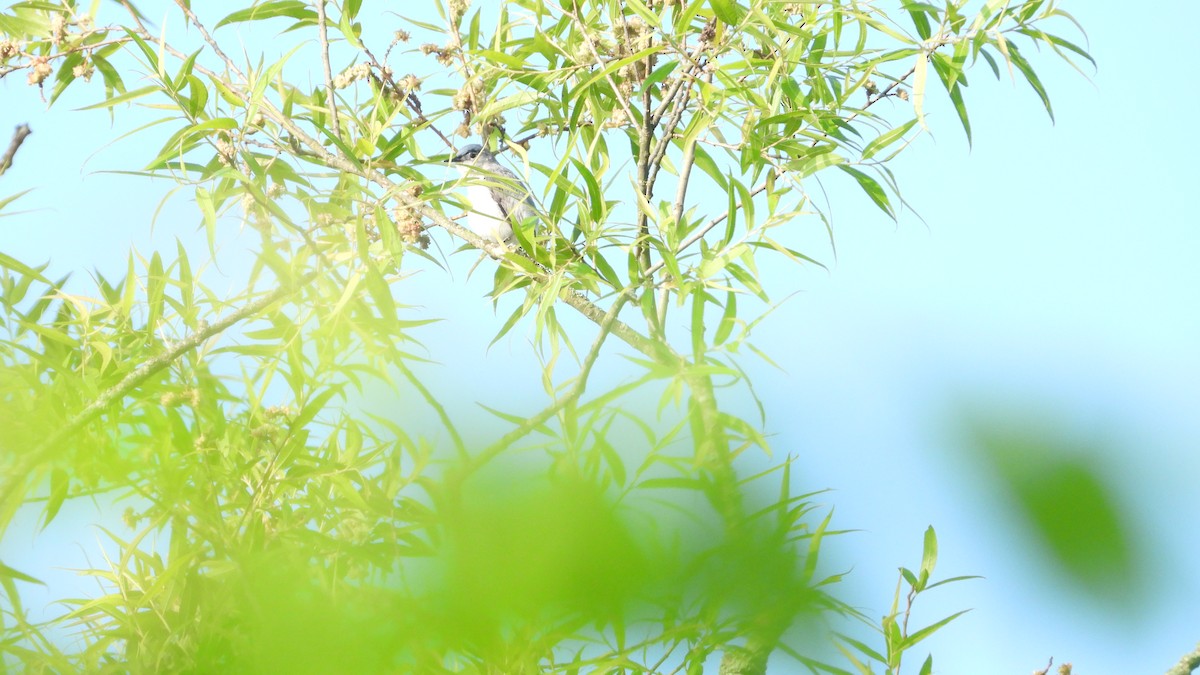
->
left=2, top=2, right=1198, bottom=673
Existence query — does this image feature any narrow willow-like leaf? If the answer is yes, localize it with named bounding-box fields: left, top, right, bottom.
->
left=862, top=118, right=918, bottom=160
left=913, top=50, right=929, bottom=129
left=839, top=165, right=894, bottom=218
left=215, top=1, right=315, bottom=29
left=1007, top=41, right=1055, bottom=122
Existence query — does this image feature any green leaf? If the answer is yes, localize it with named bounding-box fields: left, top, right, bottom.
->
left=216, top=1, right=316, bottom=29
left=0, top=562, right=44, bottom=586
left=713, top=291, right=737, bottom=346
left=293, top=387, right=341, bottom=431
left=967, top=418, right=1137, bottom=595
left=920, top=525, right=937, bottom=580
left=637, top=477, right=706, bottom=490
left=41, top=469, right=68, bottom=530
left=901, top=610, right=970, bottom=650
left=925, top=574, right=984, bottom=590
left=195, top=187, right=217, bottom=254
left=475, top=91, right=540, bottom=120
left=570, top=158, right=604, bottom=225
left=690, top=289, right=707, bottom=360
left=792, top=148, right=846, bottom=177
left=862, top=118, right=918, bottom=161
left=592, top=252, right=622, bottom=288
left=146, top=251, right=165, bottom=330
left=0, top=250, right=51, bottom=284
left=490, top=300, right=531, bottom=348
left=913, top=50, right=929, bottom=129
left=364, top=264, right=397, bottom=325
left=1007, top=41, right=1055, bottom=122
left=931, top=52, right=973, bottom=145
left=123, top=28, right=160, bottom=76
left=835, top=632, right=887, bottom=665
left=710, top=0, right=748, bottom=26
left=478, top=403, right=553, bottom=434
left=838, top=165, right=894, bottom=218
left=905, top=3, right=936, bottom=38
left=571, top=45, right=663, bottom=94
left=641, top=61, right=678, bottom=91
left=337, top=0, right=363, bottom=48
left=596, top=436, right=626, bottom=487
left=473, top=49, right=527, bottom=70
left=76, top=84, right=158, bottom=111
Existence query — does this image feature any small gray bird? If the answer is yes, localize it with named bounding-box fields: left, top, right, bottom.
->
left=447, top=144, right=538, bottom=246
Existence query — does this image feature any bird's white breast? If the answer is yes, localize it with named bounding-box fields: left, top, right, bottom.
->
left=458, top=169, right=513, bottom=244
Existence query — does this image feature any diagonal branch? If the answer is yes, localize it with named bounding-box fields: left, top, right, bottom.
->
left=461, top=293, right=631, bottom=476
left=1167, top=641, right=1200, bottom=675
left=171, top=0, right=246, bottom=82
left=0, top=124, right=31, bottom=177
left=0, top=274, right=312, bottom=510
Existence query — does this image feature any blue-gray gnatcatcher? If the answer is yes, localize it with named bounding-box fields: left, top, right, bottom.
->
left=447, top=144, right=537, bottom=246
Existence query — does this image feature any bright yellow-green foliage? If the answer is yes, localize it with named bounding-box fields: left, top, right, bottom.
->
left=0, top=0, right=1087, bottom=672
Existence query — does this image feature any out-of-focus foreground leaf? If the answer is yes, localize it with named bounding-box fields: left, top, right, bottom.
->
left=963, top=413, right=1142, bottom=600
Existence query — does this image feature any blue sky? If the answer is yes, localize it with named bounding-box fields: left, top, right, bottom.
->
left=2, top=2, right=1198, bottom=673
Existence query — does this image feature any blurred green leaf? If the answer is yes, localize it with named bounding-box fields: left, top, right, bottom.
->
left=965, top=416, right=1138, bottom=595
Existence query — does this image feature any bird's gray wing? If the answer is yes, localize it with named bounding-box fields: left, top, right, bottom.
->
left=484, top=165, right=538, bottom=225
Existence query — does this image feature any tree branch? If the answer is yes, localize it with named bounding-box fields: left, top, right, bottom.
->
left=0, top=124, right=31, bottom=177
left=314, top=0, right=341, bottom=138
left=171, top=0, right=247, bottom=82
left=462, top=293, right=631, bottom=476
left=671, top=135, right=697, bottom=230
left=0, top=276, right=310, bottom=511
left=1167, top=642, right=1200, bottom=675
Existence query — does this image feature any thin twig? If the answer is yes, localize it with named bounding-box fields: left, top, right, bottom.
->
left=0, top=124, right=31, bottom=176
left=671, top=135, right=697, bottom=228
left=171, top=0, right=246, bottom=82
left=0, top=37, right=131, bottom=79
left=314, top=0, right=341, bottom=138
left=359, top=45, right=456, bottom=152
left=644, top=78, right=695, bottom=201
left=634, top=44, right=706, bottom=275
left=462, top=292, right=631, bottom=475
left=635, top=86, right=655, bottom=275
left=648, top=38, right=710, bottom=126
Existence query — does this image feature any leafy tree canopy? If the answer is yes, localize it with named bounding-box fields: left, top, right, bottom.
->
left=0, top=0, right=1089, bottom=672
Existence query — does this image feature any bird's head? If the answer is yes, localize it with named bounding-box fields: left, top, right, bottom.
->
left=448, top=144, right=492, bottom=166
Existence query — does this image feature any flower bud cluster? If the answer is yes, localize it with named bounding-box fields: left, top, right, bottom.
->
left=452, top=79, right=485, bottom=112
left=395, top=184, right=430, bottom=248
left=614, top=17, right=655, bottom=82
left=420, top=42, right=456, bottom=67
left=26, top=56, right=52, bottom=86
left=333, top=62, right=372, bottom=90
